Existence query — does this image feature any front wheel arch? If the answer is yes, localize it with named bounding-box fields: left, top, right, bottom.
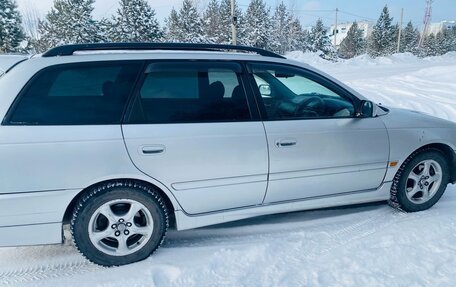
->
left=390, top=147, right=451, bottom=211
left=409, top=143, right=455, bottom=182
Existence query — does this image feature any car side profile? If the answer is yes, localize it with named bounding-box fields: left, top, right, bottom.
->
left=0, top=43, right=455, bottom=266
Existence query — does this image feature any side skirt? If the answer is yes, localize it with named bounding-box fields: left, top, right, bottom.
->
left=175, top=182, right=392, bottom=231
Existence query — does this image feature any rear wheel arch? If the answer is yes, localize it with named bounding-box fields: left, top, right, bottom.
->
left=63, top=179, right=178, bottom=228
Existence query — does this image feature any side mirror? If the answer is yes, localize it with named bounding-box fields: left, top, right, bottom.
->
left=356, top=100, right=374, bottom=118
left=259, top=84, right=271, bottom=97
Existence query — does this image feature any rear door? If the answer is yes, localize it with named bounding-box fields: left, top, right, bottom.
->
left=122, top=61, right=269, bottom=214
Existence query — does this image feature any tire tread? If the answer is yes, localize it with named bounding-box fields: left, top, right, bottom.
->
left=70, top=180, right=169, bottom=266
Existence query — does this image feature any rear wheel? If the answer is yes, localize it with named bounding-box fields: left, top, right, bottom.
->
left=71, top=181, right=168, bottom=266
left=390, top=149, right=449, bottom=212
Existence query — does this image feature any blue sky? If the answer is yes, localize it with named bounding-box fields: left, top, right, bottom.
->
left=17, top=0, right=456, bottom=28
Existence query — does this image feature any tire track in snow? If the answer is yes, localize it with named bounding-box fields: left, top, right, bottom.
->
left=301, top=208, right=409, bottom=259
left=0, top=207, right=429, bottom=286
left=0, top=260, right=104, bottom=286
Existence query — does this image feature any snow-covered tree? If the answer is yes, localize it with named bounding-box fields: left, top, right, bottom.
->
left=434, top=30, right=451, bottom=55
left=269, top=2, right=310, bottom=54
left=309, top=19, right=332, bottom=55
left=442, top=28, right=456, bottom=53
left=166, top=0, right=204, bottom=43
left=0, top=0, right=25, bottom=53
left=219, top=0, right=244, bottom=44
left=301, top=29, right=313, bottom=52
left=38, top=0, right=103, bottom=51
left=202, top=0, right=221, bottom=43
left=368, top=5, right=397, bottom=57
left=400, top=21, right=420, bottom=54
left=270, top=2, right=292, bottom=54
left=420, top=33, right=438, bottom=57
left=450, top=27, right=456, bottom=52
left=242, top=0, right=271, bottom=49
left=165, top=8, right=180, bottom=42
left=288, top=18, right=310, bottom=52
left=107, top=0, right=163, bottom=42
left=338, top=22, right=366, bottom=59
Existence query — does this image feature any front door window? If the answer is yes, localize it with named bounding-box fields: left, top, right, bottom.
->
left=251, top=63, right=355, bottom=120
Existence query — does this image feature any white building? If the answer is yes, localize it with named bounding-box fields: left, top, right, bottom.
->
left=329, top=21, right=374, bottom=47
left=426, top=20, right=456, bottom=35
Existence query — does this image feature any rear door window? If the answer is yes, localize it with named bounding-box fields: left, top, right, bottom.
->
left=8, top=61, right=142, bottom=125
left=127, top=62, right=252, bottom=124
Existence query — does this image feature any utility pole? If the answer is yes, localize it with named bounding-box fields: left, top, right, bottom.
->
left=418, top=0, right=433, bottom=48
left=231, top=0, right=237, bottom=45
left=334, top=8, right=338, bottom=47
left=397, top=8, right=404, bottom=53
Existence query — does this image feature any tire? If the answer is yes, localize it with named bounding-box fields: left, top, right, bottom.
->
left=71, top=181, right=169, bottom=266
left=390, top=149, right=450, bottom=212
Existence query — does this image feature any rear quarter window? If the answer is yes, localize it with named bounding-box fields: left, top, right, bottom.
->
left=6, top=61, right=142, bottom=125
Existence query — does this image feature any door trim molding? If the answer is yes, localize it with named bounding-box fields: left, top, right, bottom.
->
left=171, top=174, right=267, bottom=191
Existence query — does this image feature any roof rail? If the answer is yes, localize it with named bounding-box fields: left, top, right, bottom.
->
left=42, top=43, right=286, bottom=59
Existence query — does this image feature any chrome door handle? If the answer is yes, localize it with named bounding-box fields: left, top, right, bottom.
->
left=276, top=140, right=297, bottom=147
left=141, top=146, right=165, bottom=155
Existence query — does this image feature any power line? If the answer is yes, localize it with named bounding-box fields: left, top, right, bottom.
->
left=338, top=10, right=376, bottom=21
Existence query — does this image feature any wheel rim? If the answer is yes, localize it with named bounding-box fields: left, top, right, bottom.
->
left=88, top=199, right=154, bottom=257
left=406, top=159, right=443, bottom=204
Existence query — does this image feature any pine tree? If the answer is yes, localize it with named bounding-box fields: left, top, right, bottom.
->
left=271, top=2, right=292, bottom=54
left=108, top=0, right=163, bottom=42
left=450, top=27, right=456, bottom=52
left=0, top=0, right=25, bottom=53
left=300, top=29, right=313, bottom=52
left=338, top=22, right=366, bottom=59
left=38, top=0, right=102, bottom=51
left=400, top=21, right=420, bottom=53
left=219, top=0, right=244, bottom=44
left=368, top=5, right=397, bottom=57
left=243, top=0, right=271, bottom=49
left=309, top=19, right=332, bottom=54
left=167, top=0, right=204, bottom=43
left=441, top=28, right=455, bottom=54
left=165, top=8, right=181, bottom=42
left=435, top=31, right=449, bottom=55
left=421, top=34, right=438, bottom=57
left=202, top=0, right=221, bottom=43
left=288, top=18, right=308, bottom=52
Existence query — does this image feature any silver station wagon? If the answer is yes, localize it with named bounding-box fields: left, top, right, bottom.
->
left=0, top=43, right=455, bottom=266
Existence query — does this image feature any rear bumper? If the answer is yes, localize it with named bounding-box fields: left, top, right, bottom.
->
left=0, top=189, right=79, bottom=247
left=0, top=223, right=62, bottom=247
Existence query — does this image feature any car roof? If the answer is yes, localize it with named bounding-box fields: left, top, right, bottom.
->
left=24, top=42, right=303, bottom=69
left=26, top=49, right=312, bottom=71
left=0, top=55, right=29, bottom=74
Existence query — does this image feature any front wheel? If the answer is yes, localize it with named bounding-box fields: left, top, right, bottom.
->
left=390, top=149, right=450, bottom=212
left=71, top=182, right=169, bottom=266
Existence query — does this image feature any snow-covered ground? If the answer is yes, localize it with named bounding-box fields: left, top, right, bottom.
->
left=1, top=52, right=456, bottom=287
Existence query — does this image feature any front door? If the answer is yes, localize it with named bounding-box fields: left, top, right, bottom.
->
left=248, top=62, right=389, bottom=203
left=122, top=61, right=269, bottom=214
